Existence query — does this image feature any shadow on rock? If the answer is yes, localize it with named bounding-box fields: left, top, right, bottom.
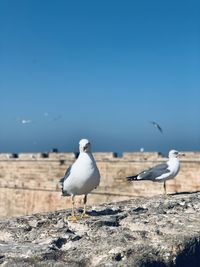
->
left=170, top=191, right=200, bottom=196
left=79, top=208, right=122, bottom=217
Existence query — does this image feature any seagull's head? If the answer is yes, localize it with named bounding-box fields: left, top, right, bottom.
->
left=168, top=150, right=185, bottom=158
left=79, top=139, right=91, bottom=153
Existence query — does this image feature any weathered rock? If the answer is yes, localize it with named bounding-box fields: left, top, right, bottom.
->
left=0, top=192, right=200, bottom=267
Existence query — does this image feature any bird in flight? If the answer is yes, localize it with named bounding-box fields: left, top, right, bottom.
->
left=149, top=121, right=163, bottom=133
left=21, top=119, right=31, bottom=124
left=16, top=118, right=32, bottom=124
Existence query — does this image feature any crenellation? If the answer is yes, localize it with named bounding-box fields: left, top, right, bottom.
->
left=0, top=154, right=10, bottom=160
left=1, top=151, right=198, bottom=162
left=48, top=152, right=76, bottom=160
left=92, top=152, right=118, bottom=160
left=123, top=151, right=163, bottom=161
left=19, top=153, right=41, bottom=160
left=182, top=151, right=200, bottom=157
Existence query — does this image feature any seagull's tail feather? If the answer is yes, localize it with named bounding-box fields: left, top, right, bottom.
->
left=127, top=175, right=139, bottom=181
left=59, top=177, right=70, bottom=196
left=59, top=177, right=64, bottom=195
left=59, top=177, right=64, bottom=184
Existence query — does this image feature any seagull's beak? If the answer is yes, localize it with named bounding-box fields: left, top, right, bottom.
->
left=83, top=144, right=89, bottom=151
left=179, top=153, right=185, bottom=157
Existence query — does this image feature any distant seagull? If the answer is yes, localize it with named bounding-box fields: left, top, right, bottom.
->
left=21, top=119, right=31, bottom=124
left=149, top=121, right=163, bottom=133
left=17, top=118, right=32, bottom=124
left=127, top=150, right=184, bottom=197
left=60, top=139, right=100, bottom=221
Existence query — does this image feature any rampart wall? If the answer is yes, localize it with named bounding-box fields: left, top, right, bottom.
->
left=0, top=151, right=200, bottom=218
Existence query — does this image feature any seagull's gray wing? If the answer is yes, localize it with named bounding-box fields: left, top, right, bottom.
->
left=156, top=124, right=163, bottom=133
left=138, top=163, right=170, bottom=181
left=150, top=121, right=163, bottom=133
left=59, top=165, right=72, bottom=196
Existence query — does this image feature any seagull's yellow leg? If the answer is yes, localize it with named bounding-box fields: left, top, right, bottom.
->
left=67, top=195, right=81, bottom=221
left=163, top=181, right=167, bottom=198
left=81, top=195, right=90, bottom=218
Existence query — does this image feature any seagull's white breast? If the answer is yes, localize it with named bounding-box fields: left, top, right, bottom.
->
left=63, top=153, right=100, bottom=195
left=167, top=158, right=180, bottom=177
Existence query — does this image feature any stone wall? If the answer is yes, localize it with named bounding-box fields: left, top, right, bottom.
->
left=0, top=151, right=200, bottom=218
left=0, top=192, right=200, bottom=267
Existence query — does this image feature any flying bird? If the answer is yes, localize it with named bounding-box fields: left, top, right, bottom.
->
left=127, top=150, right=184, bottom=197
left=17, top=118, right=32, bottom=124
left=21, top=119, right=31, bottom=124
left=60, top=139, right=100, bottom=221
left=149, top=121, right=163, bottom=133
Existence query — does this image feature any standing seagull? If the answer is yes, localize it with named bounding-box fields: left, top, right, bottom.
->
left=150, top=121, right=163, bottom=133
left=60, top=139, right=100, bottom=221
left=127, top=150, right=184, bottom=197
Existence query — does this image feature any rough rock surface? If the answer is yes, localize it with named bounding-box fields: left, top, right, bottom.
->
left=0, top=192, right=200, bottom=267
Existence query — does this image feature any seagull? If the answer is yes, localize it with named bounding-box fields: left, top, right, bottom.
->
left=149, top=121, right=163, bottom=133
left=17, top=118, right=32, bottom=124
left=21, top=119, right=31, bottom=124
left=127, top=150, right=184, bottom=197
left=60, top=139, right=100, bottom=221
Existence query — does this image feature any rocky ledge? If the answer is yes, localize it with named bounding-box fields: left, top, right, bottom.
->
left=0, top=192, right=200, bottom=267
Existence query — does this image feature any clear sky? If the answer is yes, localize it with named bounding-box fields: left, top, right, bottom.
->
left=0, top=0, right=200, bottom=154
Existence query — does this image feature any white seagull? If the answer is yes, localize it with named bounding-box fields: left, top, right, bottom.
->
left=60, top=139, right=100, bottom=221
left=21, top=119, right=31, bottom=124
left=127, top=150, right=184, bottom=197
left=17, top=118, right=32, bottom=124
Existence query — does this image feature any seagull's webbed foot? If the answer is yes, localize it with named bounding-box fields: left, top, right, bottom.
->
left=81, top=212, right=90, bottom=219
left=67, top=214, right=81, bottom=221
left=163, top=192, right=168, bottom=199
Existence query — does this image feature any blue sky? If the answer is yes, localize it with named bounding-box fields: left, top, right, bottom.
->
left=0, top=0, right=200, bottom=154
